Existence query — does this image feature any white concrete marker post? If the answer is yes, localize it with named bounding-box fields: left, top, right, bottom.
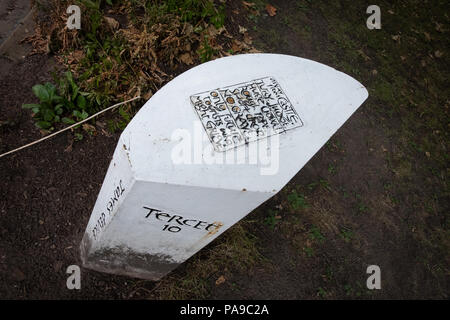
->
left=80, top=53, right=368, bottom=280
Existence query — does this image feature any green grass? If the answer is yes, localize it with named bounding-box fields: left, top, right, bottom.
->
left=309, top=225, right=325, bottom=242
left=327, top=164, right=336, bottom=174
left=313, top=0, right=449, bottom=295
left=340, top=228, right=354, bottom=242
left=287, top=190, right=308, bottom=210
left=264, top=209, right=280, bottom=229
left=197, top=35, right=217, bottom=63
left=139, top=0, right=225, bottom=28
left=150, top=221, right=263, bottom=299
left=304, top=246, right=314, bottom=257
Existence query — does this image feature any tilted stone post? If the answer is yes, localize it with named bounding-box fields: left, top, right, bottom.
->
left=80, top=54, right=368, bottom=280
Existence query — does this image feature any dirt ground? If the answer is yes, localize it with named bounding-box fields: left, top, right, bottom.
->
left=0, top=0, right=448, bottom=299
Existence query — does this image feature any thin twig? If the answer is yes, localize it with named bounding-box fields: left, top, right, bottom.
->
left=0, top=96, right=141, bottom=159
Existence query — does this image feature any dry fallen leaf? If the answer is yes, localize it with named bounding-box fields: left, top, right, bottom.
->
left=242, top=1, right=255, bottom=8
left=243, top=33, right=253, bottom=45
left=391, top=35, right=400, bottom=41
left=184, top=23, right=194, bottom=35
left=231, top=38, right=251, bottom=52
left=357, top=49, right=371, bottom=61
left=247, top=47, right=262, bottom=53
left=215, top=275, right=226, bottom=286
left=238, top=25, right=247, bottom=34
left=67, top=50, right=84, bottom=65
left=434, top=22, right=444, bottom=32
left=101, top=128, right=112, bottom=137
left=206, top=24, right=219, bottom=37
left=64, top=143, right=73, bottom=153
left=179, top=52, right=194, bottom=65
left=82, top=123, right=96, bottom=133
left=231, top=41, right=242, bottom=53
left=143, top=91, right=153, bottom=100
left=266, top=4, right=277, bottom=16
left=104, top=16, right=119, bottom=30
left=434, top=50, right=443, bottom=58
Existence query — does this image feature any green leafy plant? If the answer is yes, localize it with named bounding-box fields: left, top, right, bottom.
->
left=304, top=246, right=314, bottom=257
left=57, top=71, right=92, bottom=125
left=340, top=228, right=353, bottom=242
left=197, top=36, right=216, bottom=62
left=357, top=202, right=368, bottom=213
left=107, top=106, right=132, bottom=132
left=22, top=83, right=64, bottom=130
left=309, top=225, right=325, bottom=242
left=317, top=287, right=327, bottom=298
left=74, top=132, right=84, bottom=141
left=328, top=163, right=336, bottom=174
left=23, top=71, right=95, bottom=130
left=264, top=209, right=280, bottom=229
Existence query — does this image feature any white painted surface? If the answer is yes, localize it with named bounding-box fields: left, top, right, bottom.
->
left=80, top=53, right=368, bottom=280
